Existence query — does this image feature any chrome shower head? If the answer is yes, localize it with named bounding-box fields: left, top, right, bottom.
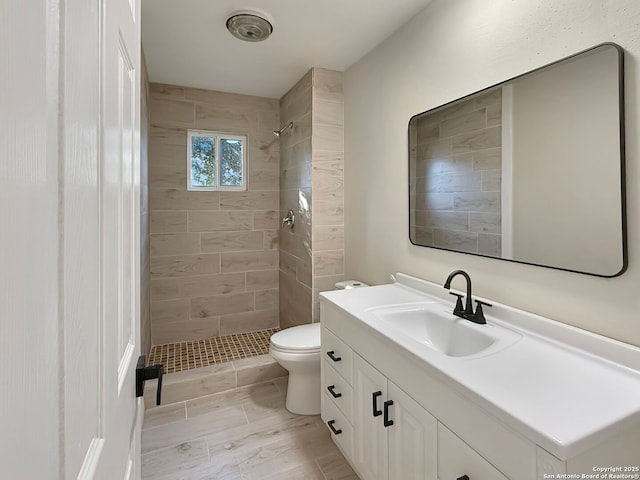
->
left=273, top=122, right=293, bottom=137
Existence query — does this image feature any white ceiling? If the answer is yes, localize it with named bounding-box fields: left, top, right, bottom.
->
left=141, top=0, right=433, bottom=99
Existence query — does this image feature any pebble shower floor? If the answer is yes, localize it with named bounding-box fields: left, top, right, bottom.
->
left=147, top=328, right=279, bottom=374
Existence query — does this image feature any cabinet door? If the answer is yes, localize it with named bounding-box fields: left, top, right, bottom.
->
left=353, top=354, right=388, bottom=480
left=388, top=382, right=438, bottom=480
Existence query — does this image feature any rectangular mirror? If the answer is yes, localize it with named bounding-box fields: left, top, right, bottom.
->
left=408, top=43, right=626, bottom=277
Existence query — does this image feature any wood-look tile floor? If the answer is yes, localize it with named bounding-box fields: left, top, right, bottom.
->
left=142, top=377, right=360, bottom=480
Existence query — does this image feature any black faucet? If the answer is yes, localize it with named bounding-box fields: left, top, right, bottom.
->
left=443, top=270, right=491, bottom=325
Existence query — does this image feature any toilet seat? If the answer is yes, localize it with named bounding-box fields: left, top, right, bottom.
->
left=270, top=323, right=320, bottom=354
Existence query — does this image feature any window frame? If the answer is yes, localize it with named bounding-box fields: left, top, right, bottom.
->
left=186, top=129, right=247, bottom=192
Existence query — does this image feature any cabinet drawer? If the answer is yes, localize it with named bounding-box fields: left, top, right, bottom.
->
left=322, top=328, right=353, bottom=385
left=324, top=361, right=354, bottom=422
left=438, top=423, right=509, bottom=480
left=324, top=392, right=354, bottom=460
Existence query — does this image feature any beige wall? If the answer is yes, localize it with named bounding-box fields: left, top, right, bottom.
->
left=344, top=0, right=640, bottom=347
left=279, top=68, right=345, bottom=328
left=141, top=52, right=151, bottom=356
left=148, top=83, right=280, bottom=345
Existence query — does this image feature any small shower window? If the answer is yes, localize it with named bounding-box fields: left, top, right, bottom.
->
left=187, top=130, right=247, bottom=191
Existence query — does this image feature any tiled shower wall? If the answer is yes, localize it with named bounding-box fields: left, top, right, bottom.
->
left=412, top=88, right=502, bottom=256
left=148, top=83, right=280, bottom=345
left=279, top=69, right=345, bottom=328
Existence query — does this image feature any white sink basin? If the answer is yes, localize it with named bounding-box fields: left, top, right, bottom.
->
left=368, top=303, right=521, bottom=358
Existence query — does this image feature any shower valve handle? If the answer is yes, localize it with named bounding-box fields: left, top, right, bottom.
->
left=282, top=209, right=295, bottom=229
left=136, top=355, right=163, bottom=406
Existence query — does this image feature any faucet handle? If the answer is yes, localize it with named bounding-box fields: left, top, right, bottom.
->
left=449, top=292, right=465, bottom=316
left=473, top=299, right=492, bottom=324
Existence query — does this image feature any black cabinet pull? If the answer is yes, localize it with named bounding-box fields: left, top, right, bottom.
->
left=327, top=420, right=342, bottom=435
left=372, top=391, right=383, bottom=417
left=457, top=476, right=470, bottom=480
left=383, top=400, right=394, bottom=427
left=326, top=350, right=342, bottom=362
left=327, top=385, right=342, bottom=398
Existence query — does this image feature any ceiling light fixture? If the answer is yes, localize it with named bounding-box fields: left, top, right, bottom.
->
left=226, top=11, right=273, bottom=42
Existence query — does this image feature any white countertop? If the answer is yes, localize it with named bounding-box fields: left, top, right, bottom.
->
left=320, top=273, right=640, bottom=460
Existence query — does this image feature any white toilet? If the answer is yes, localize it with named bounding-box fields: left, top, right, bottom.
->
left=269, top=322, right=321, bottom=415
left=270, top=280, right=368, bottom=415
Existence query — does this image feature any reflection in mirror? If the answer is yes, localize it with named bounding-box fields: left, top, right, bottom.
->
left=409, top=43, right=626, bottom=277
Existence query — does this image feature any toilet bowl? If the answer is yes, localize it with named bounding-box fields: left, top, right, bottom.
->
left=269, top=322, right=321, bottom=415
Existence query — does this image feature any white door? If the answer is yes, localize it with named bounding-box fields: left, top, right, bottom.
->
left=94, top=0, right=143, bottom=477
left=388, top=382, right=438, bottom=480
left=353, top=354, right=389, bottom=480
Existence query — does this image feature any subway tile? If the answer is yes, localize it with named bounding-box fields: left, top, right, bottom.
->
left=469, top=212, right=501, bottom=234
left=195, top=103, right=258, bottom=131
left=184, top=87, right=278, bottom=111
left=281, top=86, right=312, bottom=125
left=246, top=270, right=279, bottom=291
left=314, top=250, right=344, bottom=276
left=150, top=233, right=200, bottom=256
left=313, top=98, right=343, bottom=127
left=149, top=82, right=186, bottom=99
left=219, top=191, right=278, bottom=210
left=474, top=88, right=502, bottom=108
left=253, top=210, right=279, bottom=230
left=188, top=211, right=253, bottom=232
left=313, top=191, right=344, bottom=226
left=150, top=253, right=220, bottom=278
left=149, top=163, right=187, bottom=189
left=297, top=251, right=313, bottom=287
left=149, top=125, right=187, bottom=147
left=486, top=102, right=502, bottom=127
left=313, top=160, right=343, bottom=196
left=414, top=193, right=454, bottom=211
left=421, top=211, right=469, bottom=232
left=473, top=147, right=501, bottom=170
left=221, top=251, right=279, bottom=273
left=313, top=124, right=344, bottom=152
left=179, top=273, right=246, bottom=298
left=150, top=211, right=187, bottom=234
left=280, top=113, right=312, bottom=151
left=151, top=298, right=190, bottom=324
left=263, top=230, right=278, bottom=250
left=190, top=292, right=255, bottom=318
left=417, top=152, right=473, bottom=177
left=219, top=309, right=279, bottom=336
left=453, top=192, right=501, bottom=213
left=417, top=138, right=452, bottom=161
left=148, top=143, right=186, bottom=167
left=313, top=225, right=344, bottom=251
left=439, top=108, right=486, bottom=138
left=201, top=230, right=264, bottom=253
left=482, top=169, right=501, bottom=191
left=150, top=98, right=195, bottom=127
left=255, top=289, right=278, bottom=310
left=422, top=172, right=482, bottom=194
left=151, top=317, right=219, bottom=345
left=150, top=188, right=220, bottom=211
left=433, top=229, right=478, bottom=253
left=150, top=278, right=181, bottom=301
left=312, top=274, right=344, bottom=302
left=478, top=233, right=502, bottom=257
left=313, top=68, right=343, bottom=102
left=235, top=356, right=287, bottom=388
left=279, top=250, right=298, bottom=278
left=451, top=126, right=501, bottom=154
